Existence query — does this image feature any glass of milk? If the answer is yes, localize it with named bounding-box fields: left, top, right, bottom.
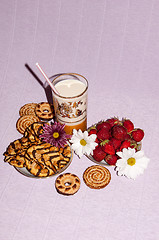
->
left=51, top=73, right=88, bottom=135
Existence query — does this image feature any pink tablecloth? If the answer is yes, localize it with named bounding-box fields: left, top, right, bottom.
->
left=0, top=1, right=158, bottom=239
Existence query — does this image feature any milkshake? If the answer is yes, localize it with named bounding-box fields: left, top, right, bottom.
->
left=51, top=73, right=88, bottom=135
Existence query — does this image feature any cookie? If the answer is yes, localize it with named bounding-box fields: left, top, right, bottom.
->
left=25, top=143, right=60, bottom=172
left=4, top=137, right=31, bottom=156
left=35, top=102, right=54, bottom=120
left=55, top=173, right=80, bottom=195
left=25, top=158, right=53, bottom=177
left=6, top=154, right=26, bottom=168
left=58, top=145, right=72, bottom=168
left=25, top=143, right=72, bottom=177
left=83, top=165, right=111, bottom=189
left=3, top=137, right=31, bottom=168
left=24, top=122, right=44, bottom=143
left=19, top=103, right=37, bottom=116
left=16, top=115, right=40, bottom=134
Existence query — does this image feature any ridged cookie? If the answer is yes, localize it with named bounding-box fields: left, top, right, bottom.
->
left=55, top=173, right=80, bottom=195
left=35, top=102, right=54, bottom=120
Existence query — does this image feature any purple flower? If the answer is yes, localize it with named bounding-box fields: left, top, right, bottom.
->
left=40, top=122, right=70, bottom=148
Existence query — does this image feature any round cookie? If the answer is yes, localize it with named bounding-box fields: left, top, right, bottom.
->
left=35, top=102, right=54, bottom=120
left=19, top=103, right=37, bottom=116
left=55, top=173, right=80, bottom=195
left=16, top=115, right=40, bottom=134
left=83, top=165, right=111, bottom=189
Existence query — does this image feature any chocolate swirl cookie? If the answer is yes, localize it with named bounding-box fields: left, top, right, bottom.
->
left=19, top=103, right=37, bottom=116
left=83, top=165, right=111, bottom=189
left=16, top=115, right=40, bottom=134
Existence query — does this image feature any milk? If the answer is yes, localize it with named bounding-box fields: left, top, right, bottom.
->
left=55, top=79, right=86, bottom=97
left=52, top=74, right=88, bottom=134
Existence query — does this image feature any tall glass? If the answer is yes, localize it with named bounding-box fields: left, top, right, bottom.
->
left=51, top=73, right=88, bottom=135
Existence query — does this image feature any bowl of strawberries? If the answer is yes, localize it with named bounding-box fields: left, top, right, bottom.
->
left=87, top=117, right=144, bottom=166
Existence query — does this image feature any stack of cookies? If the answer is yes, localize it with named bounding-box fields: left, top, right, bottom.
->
left=16, top=102, right=54, bottom=134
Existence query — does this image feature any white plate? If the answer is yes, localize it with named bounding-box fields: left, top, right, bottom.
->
left=86, top=154, right=109, bottom=165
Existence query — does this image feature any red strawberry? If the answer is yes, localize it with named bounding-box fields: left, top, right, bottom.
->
left=106, top=117, right=121, bottom=127
left=97, top=128, right=111, bottom=141
left=123, top=119, right=134, bottom=133
left=96, top=121, right=111, bottom=131
left=119, top=139, right=139, bottom=151
left=104, top=154, right=118, bottom=165
left=112, top=125, right=127, bottom=141
left=93, top=146, right=106, bottom=162
left=129, top=139, right=138, bottom=151
left=119, top=140, right=131, bottom=151
left=110, top=138, right=121, bottom=150
left=124, top=133, right=131, bottom=140
left=100, top=140, right=115, bottom=155
left=88, top=128, right=97, bottom=135
left=131, top=128, right=144, bottom=142
left=95, top=138, right=101, bottom=144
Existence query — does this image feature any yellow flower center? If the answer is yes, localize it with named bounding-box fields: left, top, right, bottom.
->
left=80, top=139, right=87, bottom=146
left=127, top=157, right=136, bottom=166
left=53, top=132, right=59, bottom=138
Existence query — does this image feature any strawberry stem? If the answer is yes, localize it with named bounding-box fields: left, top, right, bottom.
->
left=100, top=139, right=109, bottom=146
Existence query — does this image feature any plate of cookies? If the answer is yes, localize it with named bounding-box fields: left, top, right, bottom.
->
left=4, top=121, right=73, bottom=178
left=3, top=103, right=73, bottom=178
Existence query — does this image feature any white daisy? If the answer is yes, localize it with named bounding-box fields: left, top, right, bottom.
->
left=115, top=147, right=150, bottom=180
left=69, top=129, right=98, bottom=158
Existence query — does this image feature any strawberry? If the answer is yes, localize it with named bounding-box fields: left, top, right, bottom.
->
left=129, top=139, right=138, bottom=151
left=110, top=138, right=121, bottom=150
left=119, top=140, right=131, bottom=151
left=104, top=154, right=118, bottom=165
left=96, top=121, right=111, bottom=131
left=119, top=139, right=139, bottom=151
left=123, top=119, right=134, bottom=133
left=97, top=128, right=111, bottom=141
left=106, top=117, right=121, bottom=127
left=88, top=128, right=97, bottom=135
left=112, top=125, right=127, bottom=141
left=131, top=128, right=144, bottom=142
left=100, top=140, right=115, bottom=155
left=93, top=146, right=106, bottom=162
left=124, top=133, right=131, bottom=140
left=95, top=138, right=101, bottom=144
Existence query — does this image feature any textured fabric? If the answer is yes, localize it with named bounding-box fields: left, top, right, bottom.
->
left=0, top=1, right=158, bottom=239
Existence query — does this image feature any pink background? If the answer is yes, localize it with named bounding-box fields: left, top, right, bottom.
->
left=0, top=0, right=158, bottom=239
